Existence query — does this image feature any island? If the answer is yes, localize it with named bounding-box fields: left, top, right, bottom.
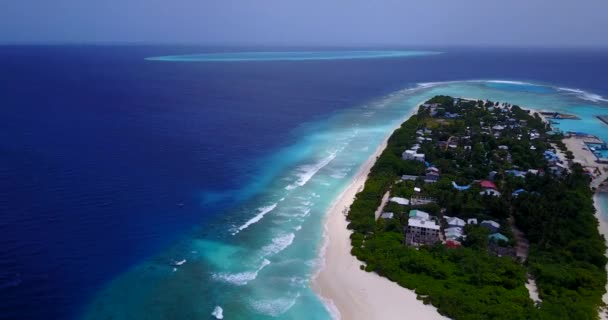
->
left=315, top=96, right=608, bottom=320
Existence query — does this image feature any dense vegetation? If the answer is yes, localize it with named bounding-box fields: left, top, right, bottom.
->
left=346, top=96, right=607, bottom=319
left=513, top=166, right=607, bottom=319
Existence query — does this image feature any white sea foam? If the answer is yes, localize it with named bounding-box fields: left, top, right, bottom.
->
left=294, top=225, right=302, bottom=231
left=285, top=151, right=338, bottom=190
left=212, top=259, right=271, bottom=286
left=297, top=208, right=311, bottom=218
left=173, top=259, right=186, bottom=266
left=329, top=166, right=352, bottom=179
left=319, top=296, right=342, bottom=320
left=289, top=276, right=308, bottom=288
left=233, top=203, right=278, bottom=235
left=211, top=306, right=224, bottom=319
left=485, top=80, right=531, bottom=85
left=417, top=79, right=537, bottom=90
left=558, top=87, right=608, bottom=102
left=261, top=233, right=295, bottom=256
left=249, top=293, right=301, bottom=317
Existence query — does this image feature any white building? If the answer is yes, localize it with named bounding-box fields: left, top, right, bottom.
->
left=409, top=209, right=430, bottom=220
left=480, top=189, right=501, bottom=197
left=405, top=218, right=440, bottom=246
left=380, top=212, right=394, bottom=219
left=445, top=216, right=466, bottom=228
left=390, top=197, right=410, bottom=206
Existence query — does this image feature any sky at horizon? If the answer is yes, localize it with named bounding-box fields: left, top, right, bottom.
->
left=1, top=0, right=607, bottom=47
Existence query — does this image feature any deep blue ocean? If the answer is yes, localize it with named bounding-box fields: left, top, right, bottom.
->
left=1, top=46, right=608, bottom=320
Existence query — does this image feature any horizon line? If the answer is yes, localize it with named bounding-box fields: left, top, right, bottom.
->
left=0, top=41, right=607, bottom=50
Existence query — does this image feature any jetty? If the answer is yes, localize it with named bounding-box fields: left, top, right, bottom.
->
left=597, top=115, right=608, bottom=126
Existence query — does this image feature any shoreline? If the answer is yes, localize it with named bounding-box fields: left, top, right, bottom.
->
left=594, top=193, right=608, bottom=320
left=311, top=103, right=447, bottom=320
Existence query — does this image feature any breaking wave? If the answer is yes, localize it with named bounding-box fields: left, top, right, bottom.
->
left=261, top=233, right=295, bottom=256
left=212, top=259, right=271, bottom=286
left=250, top=293, right=301, bottom=317
left=286, top=151, right=338, bottom=190
left=558, top=87, right=608, bottom=103
left=211, top=306, right=224, bottom=319
left=233, top=203, right=278, bottom=235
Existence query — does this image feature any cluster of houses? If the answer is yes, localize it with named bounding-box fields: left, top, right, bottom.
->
left=403, top=207, right=508, bottom=249
left=402, top=128, right=434, bottom=162
left=544, top=149, right=569, bottom=176
left=396, top=99, right=553, bottom=255
left=441, top=216, right=504, bottom=246
left=423, top=101, right=462, bottom=119
left=401, top=166, right=441, bottom=184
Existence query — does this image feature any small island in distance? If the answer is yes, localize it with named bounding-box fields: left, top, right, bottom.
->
left=345, top=96, right=608, bottom=319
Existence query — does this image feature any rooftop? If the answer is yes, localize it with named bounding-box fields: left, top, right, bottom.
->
left=408, top=218, right=440, bottom=230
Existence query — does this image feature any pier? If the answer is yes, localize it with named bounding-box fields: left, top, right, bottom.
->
left=597, top=115, right=608, bottom=126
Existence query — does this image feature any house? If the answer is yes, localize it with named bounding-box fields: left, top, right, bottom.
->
left=424, top=174, right=440, bottom=183
left=511, top=189, right=526, bottom=197
left=402, top=150, right=416, bottom=160
left=479, top=180, right=497, bottom=189
left=380, top=212, right=394, bottom=219
left=505, top=170, right=526, bottom=178
left=445, top=216, right=466, bottom=228
left=445, top=240, right=462, bottom=248
left=390, top=197, right=410, bottom=206
left=489, top=233, right=509, bottom=243
left=403, top=150, right=425, bottom=162
left=492, top=125, right=505, bottom=131
left=401, top=175, right=419, bottom=181
left=549, top=165, right=566, bottom=176
left=481, top=220, right=501, bottom=232
left=498, top=145, right=509, bottom=150
left=544, top=150, right=558, bottom=161
left=410, top=195, right=437, bottom=205
left=405, top=218, right=440, bottom=246
left=413, top=154, right=426, bottom=162
left=409, top=209, right=430, bottom=220
left=414, top=187, right=421, bottom=193
left=480, top=189, right=501, bottom=197
left=445, top=227, right=464, bottom=240
left=426, top=167, right=440, bottom=174
left=467, top=218, right=478, bottom=225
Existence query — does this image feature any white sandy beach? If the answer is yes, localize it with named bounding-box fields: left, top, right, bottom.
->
left=312, top=105, right=447, bottom=320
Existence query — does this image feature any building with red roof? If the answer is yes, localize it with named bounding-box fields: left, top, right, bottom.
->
left=445, top=240, right=461, bottom=248
left=479, top=180, right=497, bottom=189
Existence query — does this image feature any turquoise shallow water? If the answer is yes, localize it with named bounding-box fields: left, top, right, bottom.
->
left=145, top=50, right=441, bottom=62
left=82, top=80, right=608, bottom=319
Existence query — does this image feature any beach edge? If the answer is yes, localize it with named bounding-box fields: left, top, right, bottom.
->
left=310, top=103, right=447, bottom=320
